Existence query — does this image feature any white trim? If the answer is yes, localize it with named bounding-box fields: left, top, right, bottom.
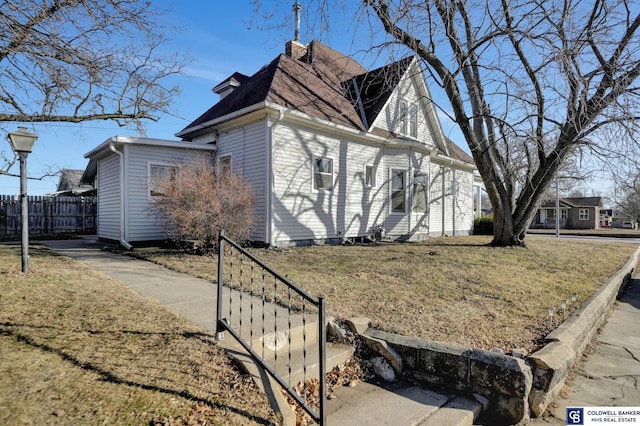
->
left=312, top=156, right=334, bottom=192
left=147, top=161, right=178, bottom=200
left=365, top=164, right=376, bottom=188
left=389, top=168, right=407, bottom=214
left=86, top=136, right=215, bottom=159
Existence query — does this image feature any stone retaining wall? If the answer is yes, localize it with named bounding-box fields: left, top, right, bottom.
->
left=527, top=247, right=639, bottom=416
left=350, top=246, right=640, bottom=424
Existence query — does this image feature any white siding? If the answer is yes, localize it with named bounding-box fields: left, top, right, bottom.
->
left=428, top=164, right=475, bottom=236
left=271, top=123, right=384, bottom=245
left=372, top=70, right=437, bottom=150
left=96, top=154, right=120, bottom=241
left=383, top=148, right=411, bottom=238
left=217, top=120, right=267, bottom=242
left=125, top=145, right=212, bottom=242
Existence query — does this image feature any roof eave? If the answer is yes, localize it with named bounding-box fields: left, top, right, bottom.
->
left=176, top=101, right=269, bottom=138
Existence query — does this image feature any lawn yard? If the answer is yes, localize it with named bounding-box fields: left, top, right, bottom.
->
left=134, top=235, right=638, bottom=353
left=0, top=245, right=277, bottom=425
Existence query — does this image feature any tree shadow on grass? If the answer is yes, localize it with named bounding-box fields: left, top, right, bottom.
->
left=0, top=321, right=277, bottom=425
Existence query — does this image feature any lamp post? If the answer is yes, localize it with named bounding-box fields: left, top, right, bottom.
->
left=7, top=127, right=38, bottom=273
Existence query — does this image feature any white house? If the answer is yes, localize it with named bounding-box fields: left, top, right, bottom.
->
left=84, top=40, right=478, bottom=247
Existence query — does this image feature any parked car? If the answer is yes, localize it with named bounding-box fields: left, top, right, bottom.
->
left=621, top=221, right=636, bottom=229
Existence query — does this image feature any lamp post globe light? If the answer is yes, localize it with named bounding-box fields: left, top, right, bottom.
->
left=7, top=126, right=38, bottom=273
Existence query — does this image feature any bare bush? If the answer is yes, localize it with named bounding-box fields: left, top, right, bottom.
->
left=151, top=155, right=255, bottom=252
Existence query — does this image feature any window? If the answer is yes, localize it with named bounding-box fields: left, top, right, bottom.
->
left=561, top=209, right=568, bottom=220
left=313, top=157, right=333, bottom=190
left=409, top=104, right=418, bottom=138
left=391, top=169, right=406, bottom=213
left=579, top=209, right=589, bottom=220
left=149, top=164, right=177, bottom=197
left=218, top=155, right=232, bottom=175
left=365, top=165, right=376, bottom=188
left=398, top=101, right=408, bottom=135
left=450, top=180, right=459, bottom=198
left=413, top=172, right=428, bottom=212
left=398, top=101, right=418, bottom=138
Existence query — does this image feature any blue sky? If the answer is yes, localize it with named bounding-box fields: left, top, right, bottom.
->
left=2, top=1, right=295, bottom=194
left=1, top=1, right=606, bottom=198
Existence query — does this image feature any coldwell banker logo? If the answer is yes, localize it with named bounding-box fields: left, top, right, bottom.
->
left=567, top=407, right=584, bottom=425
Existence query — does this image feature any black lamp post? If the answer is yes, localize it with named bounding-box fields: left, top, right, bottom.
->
left=8, top=126, right=38, bottom=273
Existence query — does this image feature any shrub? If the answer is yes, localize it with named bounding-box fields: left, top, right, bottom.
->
left=151, top=155, right=254, bottom=252
left=473, top=214, right=494, bottom=235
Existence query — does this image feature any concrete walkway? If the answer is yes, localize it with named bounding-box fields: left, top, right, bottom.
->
left=530, top=277, right=640, bottom=425
left=40, top=236, right=640, bottom=425
left=40, top=236, right=478, bottom=426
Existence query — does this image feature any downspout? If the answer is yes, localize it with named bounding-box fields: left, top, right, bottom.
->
left=109, top=142, right=133, bottom=250
left=266, top=109, right=285, bottom=247
left=441, top=165, right=446, bottom=236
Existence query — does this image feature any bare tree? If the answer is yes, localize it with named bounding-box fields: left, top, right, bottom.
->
left=151, top=155, right=255, bottom=253
left=0, top=0, right=189, bottom=126
left=259, top=0, right=640, bottom=246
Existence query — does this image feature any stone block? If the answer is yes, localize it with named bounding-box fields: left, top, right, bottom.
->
left=345, top=316, right=371, bottom=334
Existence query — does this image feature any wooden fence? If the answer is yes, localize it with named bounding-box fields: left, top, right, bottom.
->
left=0, top=195, right=96, bottom=238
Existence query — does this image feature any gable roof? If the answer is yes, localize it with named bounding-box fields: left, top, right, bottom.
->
left=344, top=56, right=414, bottom=129
left=539, top=196, right=602, bottom=208
left=177, top=41, right=474, bottom=170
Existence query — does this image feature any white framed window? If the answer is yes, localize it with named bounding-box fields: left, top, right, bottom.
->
left=390, top=169, right=406, bottom=213
left=561, top=209, right=568, bottom=220
left=398, top=101, right=408, bottom=135
left=398, top=101, right=418, bottom=138
left=313, top=157, right=333, bottom=190
left=413, top=172, right=428, bottom=213
left=365, top=165, right=376, bottom=188
left=409, top=104, right=418, bottom=138
left=149, top=164, right=177, bottom=197
left=579, top=209, right=589, bottom=220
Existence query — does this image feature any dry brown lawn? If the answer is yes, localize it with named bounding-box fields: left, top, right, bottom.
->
left=0, top=245, right=278, bottom=426
left=133, top=235, right=638, bottom=353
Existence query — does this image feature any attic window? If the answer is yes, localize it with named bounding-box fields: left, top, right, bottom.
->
left=313, top=157, right=333, bottom=190
left=398, top=101, right=418, bottom=138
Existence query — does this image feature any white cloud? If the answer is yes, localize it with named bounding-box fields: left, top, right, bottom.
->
left=183, top=66, right=227, bottom=82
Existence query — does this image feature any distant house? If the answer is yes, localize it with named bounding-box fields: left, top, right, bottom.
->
left=84, top=39, right=479, bottom=247
left=531, top=197, right=603, bottom=230
left=48, top=168, right=95, bottom=196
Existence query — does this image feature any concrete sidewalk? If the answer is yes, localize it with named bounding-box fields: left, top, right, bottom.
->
left=41, top=236, right=478, bottom=426
left=527, top=278, right=640, bottom=425
left=530, top=278, right=640, bottom=425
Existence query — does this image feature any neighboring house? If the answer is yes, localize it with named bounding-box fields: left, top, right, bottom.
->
left=48, top=168, right=95, bottom=196
left=531, top=197, right=603, bottom=230
left=84, top=39, right=478, bottom=247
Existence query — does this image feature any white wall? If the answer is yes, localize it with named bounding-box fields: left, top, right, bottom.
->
left=271, top=123, right=384, bottom=245
left=217, top=120, right=268, bottom=242
left=96, top=154, right=120, bottom=241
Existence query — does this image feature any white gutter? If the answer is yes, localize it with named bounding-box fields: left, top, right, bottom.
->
left=109, top=141, right=133, bottom=250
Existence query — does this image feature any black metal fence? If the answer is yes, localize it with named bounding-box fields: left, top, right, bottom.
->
left=216, top=230, right=327, bottom=424
left=0, top=195, right=96, bottom=238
